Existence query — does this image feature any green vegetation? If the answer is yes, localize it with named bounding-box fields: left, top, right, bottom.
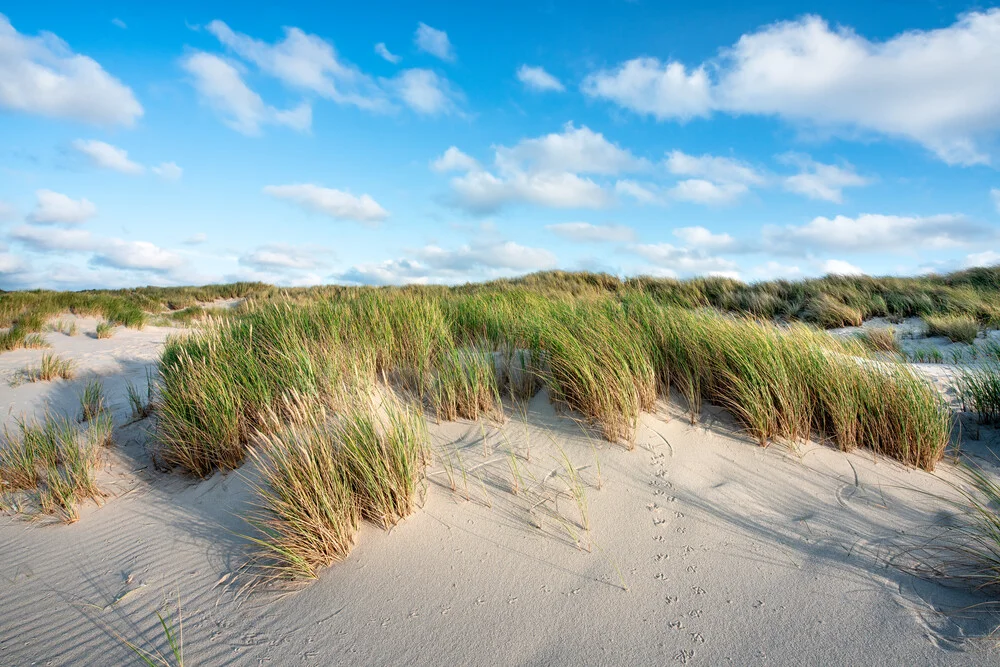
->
left=926, top=314, right=980, bottom=344
left=79, top=379, right=106, bottom=422
left=855, top=328, right=900, bottom=354
left=25, top=353, right=75, bottom=382
left=157, top=288, right=952, bottom=478
left=0, top=414, right=110, bottom=522
left=959, top=362, right=1000, bottom=425
left=95, top=321, right=116, bottom=339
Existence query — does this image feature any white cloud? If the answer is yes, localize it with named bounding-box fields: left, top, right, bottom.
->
left=263, top=183, right=388, bottom=223
left=992, top=188, right=1000, bottom=213
left=181, top=51, right=312, bottom=135
left=771, top=213, right=987, bottom=253
left=673, top=226, right=738, bottom=251
left=111, top=18, right=127, bottom=30
left=152, top=162, right=183, bottom=181
left=0, top=252, right=27, bottom=274
left=414, top=23, right=454, bottom=62
left=0, top=200, right=16, bottom=221
left=669, top=179, right=748, bottom=205
left=11, top=224, right=94, bottom=251
left=390, top=68, right=460, bottom=115
left=72, top=139, right=144, bottom=174
left=582, top=58, right=712, bottom=121
left=584, top=11, right=1000, bottom=164
left=240, top=243, right=325, bottom=271
left=963, top=250, right=1000, bottom=268
left=375, top=42, right=401, bottom=64
left=0, top=14, right=143, bottom=126
left=547, top=222, right=636, bottom=243
left=450, top=169, right=609, bottom=213
left=182, top=232, right=207, bottom=245
left=750, top=260, right=803, bottom=281
left=630, top=242, right=739, bottom=276
left=665, top=150, right=765, bottom=186
left=820, top=259, right=864, bottom=276
left=442, top=124, right=644, bottom=213
left=336, top=240, right=556, bottom=285
left=517, top=65, right=564, bottom=92
left=615, top=180, right=663, bottom=205
left=27, top=190, right=97, bottom=224
left=431, top=146, right=478, bottom=172
left=206, top=20, right=386, bottom=111
left=780, top=154, right=870, bottom=203
left=92, top=240, right=184, bottom=271
left=499, top=122, right=644, bottom=175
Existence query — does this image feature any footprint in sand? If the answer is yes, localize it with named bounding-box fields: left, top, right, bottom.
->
left=675, top=649, right=696, bottom=664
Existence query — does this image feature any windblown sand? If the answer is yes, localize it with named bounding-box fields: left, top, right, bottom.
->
left=1, top=319, right=999, bottom=665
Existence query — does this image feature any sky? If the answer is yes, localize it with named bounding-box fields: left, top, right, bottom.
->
left=1, top=0, right=1000, bottom=290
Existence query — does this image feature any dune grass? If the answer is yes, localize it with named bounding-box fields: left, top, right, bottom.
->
left=247, top=393, right=428, bottom=579
left=959, top=362, right=1000, bottom=425
left=79, top=379, right=106, bottom=422
left=855, top=328, right=900, bottom=353
left=127, top=370, right=156, bottom=420
left=95, top=321, right=116, bottom=339
left=25, top=353, right=75, bottom=382
left=926, top=314, right=980, bottom=344
left=0, top=414, right=109, bottom=522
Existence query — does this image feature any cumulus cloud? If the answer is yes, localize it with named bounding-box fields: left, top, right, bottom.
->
left=239, top=243, right=326, bottom=271
left=431, top=146, right=478, bottom=172
left=450, top=169, right=609, bottom=213
left=389, top=68, right=461, bottom=115
left=152, top=161, right=183, bottom=181
left=629, top=242, right=739, bottom=276
left=335, top=240, right=557, bottom=285
left=498, top=122, right=644, bottom=175
left=769, top=213, right=989, bottom=253
left=820, top=259, right=864, bottom=276
left=673, top=226, right=739, bottom=251
left=546, top=222, right=636, bottom=243
left=92, top=240, right=184, bottom=271
left=263, top=183, right=388, bottom=223
left=206, top=20, right=387, bottom=111
left=517, top=65, right=564, bottom=92
left=615, top=180, right=663, bottom=205
left=964, top=250, right=1000, bottom=268
left=375, top=42, right=401, bottom=64
left=0, top=14, right=143, bottom=126
left=11, top=224, right=95, bottom=251
left=414, top=23, right=454, bottom=62
left=665, top=150, right=765, bottom=186
left=72, top=139, right=144, bottom=174
left=0, top=252, right=28, bottom=274
left=780, top=154, right=870, bottom=203
left=181, top=51, right=312, bottom=135
left=27, top=190, right=97, bottom=224
left=583, top=58, right=712, bottom=121
left=668, top=179, right=748, bottom=205
left=441, top=123, right=647, bottom=213
left=583, top=11, right=1000, bottom=164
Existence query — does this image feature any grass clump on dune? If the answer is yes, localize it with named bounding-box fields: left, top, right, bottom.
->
left=0, top=414, right=110, bottom=522
left=926, top=314, right=979, bottom=344
left=96, top=321, right=116, bottom=339
left=25, top=353, right=75, bottom=382
left=248, top=394, right=427, bottom=579
left=855, top=327, right=900, bottom=353
left=959, top=362, right=1000, bottom=425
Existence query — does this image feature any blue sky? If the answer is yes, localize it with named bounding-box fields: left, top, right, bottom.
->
left=1, top=0, right=1000, bottom=289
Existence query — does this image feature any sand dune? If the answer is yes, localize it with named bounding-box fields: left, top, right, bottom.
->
left=1, top=320, right=999, bottom=665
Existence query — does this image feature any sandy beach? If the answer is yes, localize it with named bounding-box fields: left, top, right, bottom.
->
left=2, top=315, right=999, bottom=665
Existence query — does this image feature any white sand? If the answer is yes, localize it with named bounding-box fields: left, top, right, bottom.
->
left=2, top=320, right=1000, bottom=665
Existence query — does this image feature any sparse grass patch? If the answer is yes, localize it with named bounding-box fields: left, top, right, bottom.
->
left=96, top=321, right=116, bottom=339
left=79, top=379, right=106, bottom=422
left=25, top=353, right=75, bottom=382
left=960, top=362, right=1000, bottom=425
left=927, top=314, right=979, bottom=344
left=127, top=369, right=155, bottom=420
left=855, top=328, right=900, bottom=353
